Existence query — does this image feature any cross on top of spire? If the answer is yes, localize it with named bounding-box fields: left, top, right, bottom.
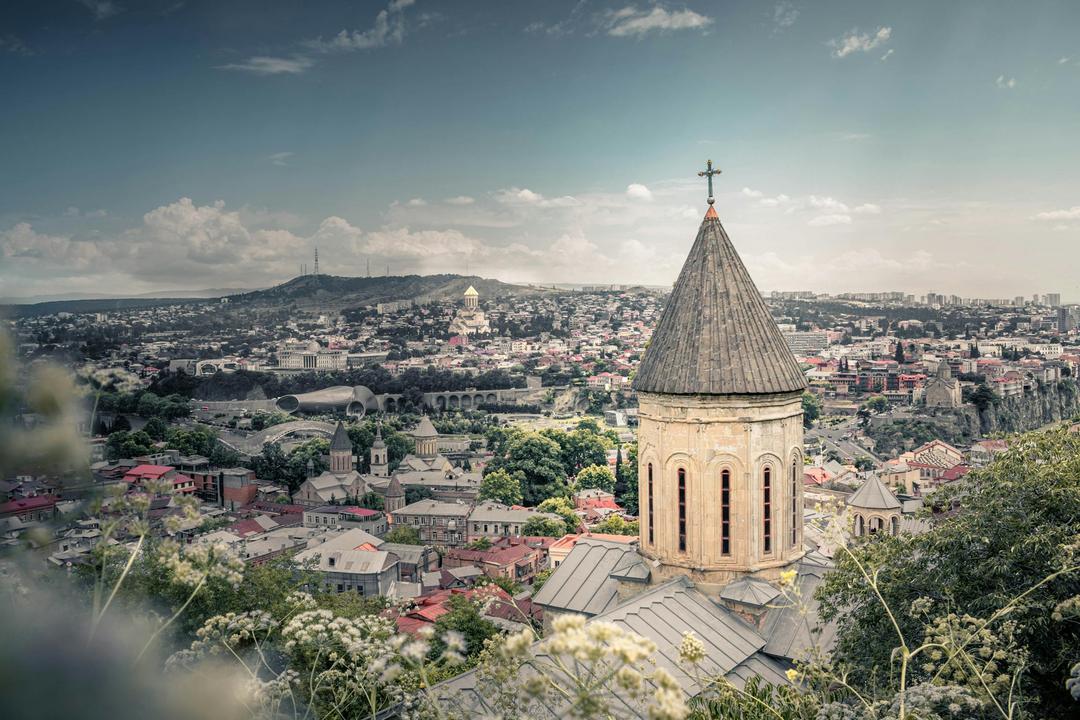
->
left=697, top=159, right=721, bottom=205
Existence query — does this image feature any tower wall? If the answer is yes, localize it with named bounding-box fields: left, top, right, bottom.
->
left=330, top=448, right=352, bottom=474
left=636, top=391, right=805, bottom=592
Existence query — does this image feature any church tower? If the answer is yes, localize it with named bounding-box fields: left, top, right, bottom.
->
left=329, top=421, right=354, bottom=475
left=632, top=165, right=807, bottom=591
left=463, top=285, right=479, bottom=309
left=370, top=423, right=389, bottom=477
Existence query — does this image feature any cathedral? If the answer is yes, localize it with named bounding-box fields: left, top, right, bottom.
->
left=448, top=285, right=491, bottom=337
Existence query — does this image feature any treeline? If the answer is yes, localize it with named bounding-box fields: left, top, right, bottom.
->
left=150, top=366, right=525, bottom=401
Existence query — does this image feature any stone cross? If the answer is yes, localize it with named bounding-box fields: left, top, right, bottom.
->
left=698, top=159, right=722, bottom=204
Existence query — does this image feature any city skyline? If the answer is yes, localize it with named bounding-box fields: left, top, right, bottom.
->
left=3, top=0, right=1080, bottom=299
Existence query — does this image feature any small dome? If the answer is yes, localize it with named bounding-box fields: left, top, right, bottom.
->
left=306, top=339, right=321, bottom=352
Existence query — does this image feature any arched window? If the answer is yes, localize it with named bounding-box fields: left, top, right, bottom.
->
left=791, top=459, right=798, bottom=547
left=647, top=463, right=654, bottom=545
left=721, top=469, right=731, bottom=556
left=763, top=467, right=772, bottom=554
left=855, top=514, right=865, bottom=536
left=890, top=516, right=899, bottom=536
left=677, top=468, right=687, bottom=552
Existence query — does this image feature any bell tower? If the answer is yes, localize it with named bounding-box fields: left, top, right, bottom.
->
left=370, top=423, right=389, bottom=477
left=632, top=162, right=807, bottom=592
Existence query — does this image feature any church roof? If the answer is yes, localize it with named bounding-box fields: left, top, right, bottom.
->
left=632, top=207, right=807, bottom=396
left=847, top=474, right=902, bottom=511
left=463, top=285, right=479, bottom=296
left=719, top=577, right=781, bottom=607
left=413, top=416, right=438, bottom=438
left=532, top=538, right=645, bottom=616
left=385, top=475, right=404, bottom=498
left=329, top=421, right=352, bottom=452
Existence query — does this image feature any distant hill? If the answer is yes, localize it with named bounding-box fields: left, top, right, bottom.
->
left=224, top=273, right=547, bottom=311
left=3, top=274, right=548, bottom=318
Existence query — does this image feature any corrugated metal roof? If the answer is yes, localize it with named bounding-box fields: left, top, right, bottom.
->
left=719, top=577, right=781, bottom=607
left=760, top=562, right=837, bottom=661
left=632, top=211, right=807, bottom=396
left=532, top=538, right=646, bottom=616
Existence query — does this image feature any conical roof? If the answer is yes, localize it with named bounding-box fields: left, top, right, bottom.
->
left=386, top=475, right=404, bottom=498
left=413, top=416, right=438, bottom=438
left=464, top=285, right=479, bottom=297
left=632, top=207, right=807, bottom=396
left=848, top=474, right=901, bottom=511
left=330, top=421, right=352, bottom=452
left=372, top=423, right=386, bottom=448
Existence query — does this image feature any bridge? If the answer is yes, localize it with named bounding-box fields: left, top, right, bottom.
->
left=218, top=420, right=339, bottom=456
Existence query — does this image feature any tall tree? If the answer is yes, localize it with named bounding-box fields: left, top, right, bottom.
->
left=818, top=427, right=1080, bottom=718
left=478, top=468, right=524, bottom=506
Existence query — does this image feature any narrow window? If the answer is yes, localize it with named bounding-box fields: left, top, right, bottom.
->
left=677, top=468, right=687, bottom=552
left=647, top=463, right=654, bottom=545
left=721, top=469, right=731, bottom=556
left=791, top=460, right=798, bottom=547
left=763, top=467, right=772, bottom=554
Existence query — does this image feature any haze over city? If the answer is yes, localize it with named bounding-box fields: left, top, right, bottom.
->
left=2, top=0, right=1080, bottom=300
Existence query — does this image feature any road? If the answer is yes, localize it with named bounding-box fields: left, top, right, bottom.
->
left=806, top=415, right=884, bottom=463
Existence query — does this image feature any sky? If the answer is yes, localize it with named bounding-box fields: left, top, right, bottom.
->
left=2, top=0, right=1080, bottom=301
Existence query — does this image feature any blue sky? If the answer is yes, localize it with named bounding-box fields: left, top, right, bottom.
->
left=2, top=0, right=1079, bottom=299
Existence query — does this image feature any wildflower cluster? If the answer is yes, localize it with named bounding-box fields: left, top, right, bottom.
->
left=158, top=540, right=245, bottom=589
left=918, top=613, right=1025, bottom=700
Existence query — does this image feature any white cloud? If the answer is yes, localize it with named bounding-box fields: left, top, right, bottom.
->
left=494, top=187, right=580, bottom=208
left=626, top=183, right=653, bottom=201
left=305, top=0, right=414, bottom=52
left=0, top=34, right=32, bottom=55
left=76, top=1, right=121, bottom=20
left=830, top=26, right=892, bottom=58
left=854, top=203, right=882, bottom=215
left=1, top=223, right=105, bottom=267
left=268, top=152, right=294, bottom=167
left=445, top=196, right=475, bottom=205
left=808, top=195, right=850, bottom=213
left=880, top=48, right=894, bottom=61
left=217, top=55, right=314, bottom=75
left=406, top=198, right=427, bottom=207
left=1059, top=57, right=1070, bottom=65
left=1032, top=206, right=1080, bottom=221
left=808, top=214, right=853, bottom=227
left=602, top=5, right=713, bottom=37
left=758, top=193, right=791, bottom=208
left=772, top=2, right=798, bottom=30
left=741, top=187, right=764, bottom=199
left=995, top=75, right=1016, bottom=89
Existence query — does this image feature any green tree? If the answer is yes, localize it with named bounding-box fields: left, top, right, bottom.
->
left=547, top=428, right=608, bottom=475
left=142, top=416, right=169, bottom=441
left=431, top=594, right=499, bottom=659
left=493, top=432, right=568, bottom=505
left=383, top=525, right=422, bottom=545
left=864, top=395, right=890, bottom=414
left=105, top=430, right=155, bottom=460
left=589, top=514, right=638, bottom=536
left=894, top=341, right=905, bottom=364
left=818, top=427, right=1080, bottom=718
left=574, top=464, right=616, bottom=493
left=536, top=496, right=580, bottom=534
left=620, top=443, right=639, bottom=515
left=522, top=515, right=569, bottom=538
left=802, top=391, right=822, bottom=429
left=968, top=383, right=1000, bottom=412
left=478, top=468, right=524, bottom=506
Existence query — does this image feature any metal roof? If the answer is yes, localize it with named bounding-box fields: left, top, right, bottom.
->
left=847, top=474, right=902, bottom=510
left=718, top=577, right=781, bottom=607
left=760, top=562, right=837, bottom=661
left=632, top=210, right=807, bottom=396
left=532, top=538, right=647, bottom=616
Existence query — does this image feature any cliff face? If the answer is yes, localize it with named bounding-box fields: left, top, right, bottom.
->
left=932, top=379, right=1080, bottom=436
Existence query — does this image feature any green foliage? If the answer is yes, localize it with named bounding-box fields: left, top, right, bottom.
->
left=521, top=515, right=568, bottom=538
left=404, top=485, right=433, bottom=505
left=574, top=463, right=616, bottom=493
left=106, top=429, right=155, bottom=460
left=466, top=537, right=493, bottom=551
left=384, top=525, right=422, bottom=545
left=357, top=491, right=385, bottom=511
left=142, top=416, right=169, bottom=441
left=531, top=568, right=553, bottom=594
left=478, top=468, right=524, bottom=506
left=864, top=418, right=962, bottom=458
left=489, top=431, right=568, bottom=506
left=474, top=574, right=522, bottom=595
left=536, top=496, right=579, bottom=535
left=802, top=392, right=822, bottom=429
left=621, top=442, right=639, bottom=515
left=543, top=427, right=609, bottom=475
left=817, top=426, right=1080, bottom=718
left=315, top=591, right=391, bottom=619
left=431, top=594, right=499, bottom=659
left=589, top=514, right=638, bottom=536
left=863, top=395, right=890, bottom=413
left=968, top=383, right=1001, bottom=412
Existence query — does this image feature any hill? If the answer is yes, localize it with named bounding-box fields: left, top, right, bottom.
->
left=223, top=273, right=546, bottom=312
